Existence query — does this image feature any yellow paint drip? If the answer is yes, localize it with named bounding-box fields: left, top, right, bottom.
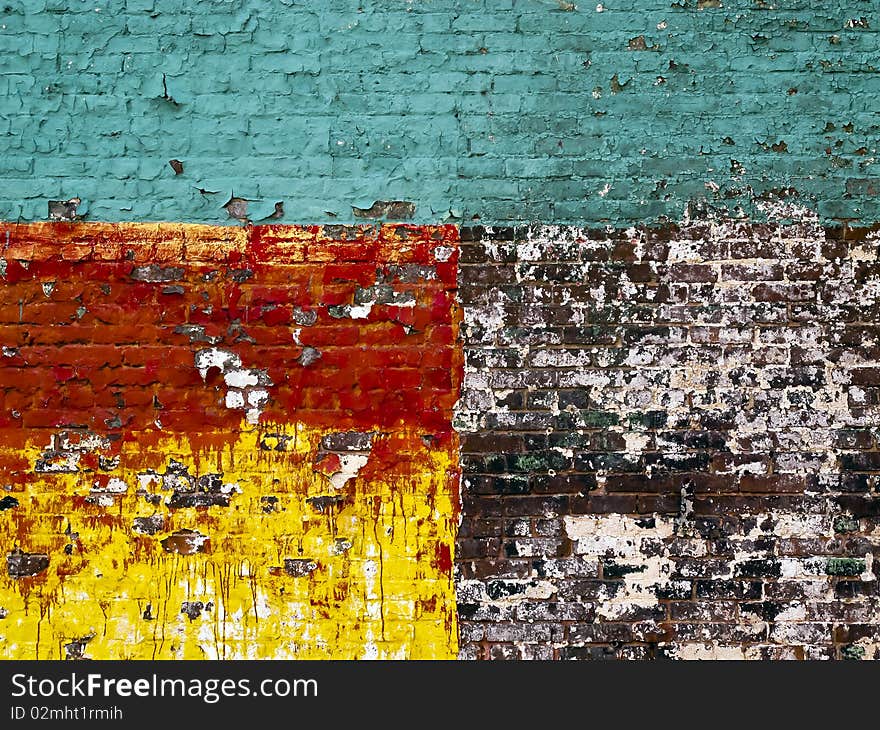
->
left=0, top=424, right=458, bottom=659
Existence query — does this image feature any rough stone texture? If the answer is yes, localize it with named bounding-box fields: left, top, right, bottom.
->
left=455, top=217, right=880, bottom=660
left=1, top=1, right=878, bottom=224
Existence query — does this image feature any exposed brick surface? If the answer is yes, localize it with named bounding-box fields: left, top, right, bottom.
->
left=455, top=220, right=880, bottom=660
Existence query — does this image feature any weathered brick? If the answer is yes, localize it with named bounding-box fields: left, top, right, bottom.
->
left=464, top=234, right=880, bottom=660
left=0, top=222, right=461, bottom=660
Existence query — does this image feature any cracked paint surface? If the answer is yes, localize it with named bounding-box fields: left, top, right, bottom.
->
left=2, top=2, right=879, bottom=225
left=0, top=222, right=461, bottom=659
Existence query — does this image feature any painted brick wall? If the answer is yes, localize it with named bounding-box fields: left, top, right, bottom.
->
left=0, top=222, right=461, bottom=659
left=3, top=1, right=880, bottom=662
left=3, top=219, right=880, bottom=660
left=456, top=219, right=880, bottom=660
left=1, top=1, right=878, bottom=225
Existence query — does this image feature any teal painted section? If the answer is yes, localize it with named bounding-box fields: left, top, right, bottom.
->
left=0, top=0, right=878, bottom=224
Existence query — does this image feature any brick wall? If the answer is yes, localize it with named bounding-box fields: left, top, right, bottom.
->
left=0, top=222, right=461, bottom=659
left=1, top=1, right=878, bottom=224
left=3, top=1, right=880, bottom=662
left=455, top=219, right=880, bottom=660
left=3, top=219, right=880, bottom=660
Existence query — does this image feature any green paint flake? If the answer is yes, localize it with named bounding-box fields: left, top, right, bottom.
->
left=513, top=454, right=547, bottom=472
left=833, top=516, right=860, bottom=534
left=841, top=645, right=866, bottom=660
left=825, top=557, right=866, bottom=577
left=627, top=411, right=666, bottom=429
left=580, top=411, right=620, bottom=427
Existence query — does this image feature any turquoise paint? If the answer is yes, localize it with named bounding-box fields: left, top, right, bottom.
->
left=0, top=0, right=878, bottom=224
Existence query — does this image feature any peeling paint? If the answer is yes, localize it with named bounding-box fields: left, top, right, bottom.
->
left=457, top=220, right=880, bottom=660
left=0, top=222, right=462, bottom=660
